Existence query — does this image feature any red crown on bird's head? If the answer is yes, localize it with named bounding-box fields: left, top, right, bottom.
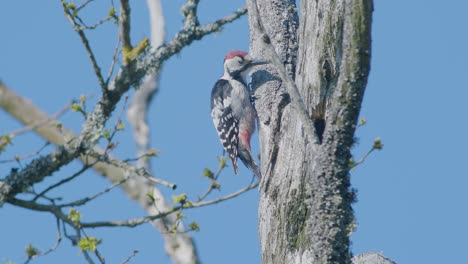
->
left=224, top=50, right=248, bottom=62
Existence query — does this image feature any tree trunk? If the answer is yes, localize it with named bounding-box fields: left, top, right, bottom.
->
left=247, top=0, right=373, bottom=263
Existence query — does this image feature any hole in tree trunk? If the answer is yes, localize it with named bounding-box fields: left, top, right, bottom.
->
left=314, top=118, right=325, bottom=143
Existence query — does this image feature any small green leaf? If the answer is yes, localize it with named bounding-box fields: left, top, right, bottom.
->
left=25, top=244, right=38, bottom=258
left=103, top=130, right=111, bottom=139
left=188, top=221, right=200, bottom=232
left=146, top=191, right=154, bottom=201
left=108, top=7, right=116, bottom=18
left=373, top=137, right=383, bottom=150
left=71, top=103, right=82, bottom=112
left=0, top=135, right=12, bottom=144
left=68, top=208, right=82, bottom=225
left=202, top=168, right=214, bottom=179
left=172, top=193, right=187, bottom=205
left=176, top=212, right=186, bottom=219
left=66, top=3, right=75, bottom=11
left=146, top=148, right=159, bottom=157
left=348, top=157, right=355, bottom=168
left=359, top=118, right=366, bottom=126
left=116, top=121, right=125, bottom=131
left=170, top=223, right=179, bottom=237
left=78, top=236, right=101, bottom=252
left=219, top=156, right=227, bottom=169
left=0, top=135, right=13, bottom=153
left=79, top=95, right=86, bottom=104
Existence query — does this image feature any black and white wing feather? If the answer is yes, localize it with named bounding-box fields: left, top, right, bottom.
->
left=211, top=79, right=240, bottom=174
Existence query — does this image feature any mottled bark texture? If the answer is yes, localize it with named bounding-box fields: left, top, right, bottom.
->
left=247, top=0, right=373, bottom=263
left=352, top=253, right=396, bottom=264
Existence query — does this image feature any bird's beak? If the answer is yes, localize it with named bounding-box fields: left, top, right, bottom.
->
left=245, top=54, right=269, bottom=67
left=248, top=58, right=269, bottom=67
left=250, top=60, right=269, bottom=66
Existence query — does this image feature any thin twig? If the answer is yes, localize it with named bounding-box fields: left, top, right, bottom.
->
left=40, top=218, right=63, bottom=259
left=80, top=181, right=258, bottom=228
left=350, top=147, right=376, bottom=169
left=77, top=0, right=95, bottom=11
left=147, top=190, right=173, bottom=233
left=0, top=142, right=50, bottom=164
left=58, top=176, right=129, bottom=208
left=80, top=229, right=105, bottom=264
left=61, top=2, right=107, bottom=91
left=31, top=164, right=94, bottom=202
left=88, top=149, right=177, bottom=189
left=23, top=217, right=62, bottom=264
left=107, top=37, right=121, bottom=84
left=121, top=250, right=138, bottom=264
left=81, top=16, right=114, bottom=30
left=82, top=248, right=96, bottom=264
left=198, top=7, right=246, bottom=33
left=197, top=156, right=227, bottom=202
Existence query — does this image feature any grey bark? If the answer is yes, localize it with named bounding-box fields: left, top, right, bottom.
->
left=247, top=0, right=377, bottom=263
left=352, top=253, right=396, bottom=264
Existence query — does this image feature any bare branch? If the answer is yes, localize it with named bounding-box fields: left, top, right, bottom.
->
left=119, top=0, right=132, bottom=66
left=6, top=178, right=257, bottom=236
left=127, top=0, right=166, bottom=172
left=133, top=7, right=247, bottom=83
left=4, top=102, right=70, bottom=138
left=88, top=150, right=176, bottom=189
left=198, top=7, right=246, bottom=33
left=181, top=0, right=200, bottom=29
left=0, top=83, right=177, bottom=205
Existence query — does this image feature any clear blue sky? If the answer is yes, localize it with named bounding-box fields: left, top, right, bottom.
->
left=1, top=0, right=468, bottom=263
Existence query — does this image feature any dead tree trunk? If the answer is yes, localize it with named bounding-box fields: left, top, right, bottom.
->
left=247, top=0, right=373, bottom=263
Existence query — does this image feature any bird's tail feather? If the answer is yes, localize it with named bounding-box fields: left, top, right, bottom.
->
left=238, top=147, right=262, bottom=179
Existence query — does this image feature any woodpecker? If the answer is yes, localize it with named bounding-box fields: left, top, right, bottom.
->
left=210, top=50, right=267, bottom=179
